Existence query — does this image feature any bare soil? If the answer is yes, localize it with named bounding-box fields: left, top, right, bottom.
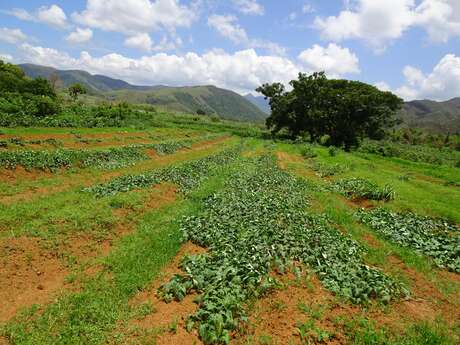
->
left=125, top=242, right=207, bottom=345
left=0, top=236, right=68, bottom=322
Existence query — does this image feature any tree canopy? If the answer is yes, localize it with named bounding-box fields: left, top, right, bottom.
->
left=68, top=83, right=87, bottom=101
left=0, top=60, right=59, bottom=118
left=257, top=72, right=403, bottom=149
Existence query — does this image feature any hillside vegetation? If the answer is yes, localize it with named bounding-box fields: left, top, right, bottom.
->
left=19, top=64, right=267, bottom=123
left=400, top=98, right=460, bottom=133
left=106, top=85, right=267, bottom=122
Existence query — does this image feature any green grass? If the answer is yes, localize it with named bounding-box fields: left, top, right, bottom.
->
left=277, top=142, right=460, bottom=223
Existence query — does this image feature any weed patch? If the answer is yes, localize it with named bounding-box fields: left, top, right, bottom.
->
left=331, top=178, right=395, bottom=201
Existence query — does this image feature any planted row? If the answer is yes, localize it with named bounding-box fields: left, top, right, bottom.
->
left=357, top=208, right=460, bottom=273
left=0, top=135, right=219, bottom=172
left=84, top=146, right=241, bottom=197
left=158, top=155, right=407, bottom=344
left=331, top=178, right=395, bottom=201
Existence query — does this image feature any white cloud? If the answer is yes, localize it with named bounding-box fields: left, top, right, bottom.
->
left=124, top=33, right=181, bottom=52
left=302, top=4, right=314, bottom=14
left=208, top=15, right=248, bottom=44
left=66, top=28, right=93, bottom=43
left=394, top=54, right=460, bottom=101
left=4, top=8, right=34, bottom=21
left=232, top=0, right=264, bottom=16
left=0, top=54, right=13, bottom=62
left=124, top=33, right=153, bottom=51
left=414, top=0, right=460, bottom=43
left=18, top=43, right=361, bottom=95
left=402, top=65, right=425, bottom=86
left=313, top=0, right=460, bottom=50
left=288, top=12, right=297, bottom=21
left=72, top=0, right=197, bottom=35
left=374, top=81, right=391, bottom=91
left=37, top=5, right=67, bottom=28
left=0, top=28, right=27, bottom=44
left=298, top=43, right=360, bottom=77
left=6, top=5, right=67, bottom=28
left=314, top=0, right=415, bottom=51
left=208, top=14, right=285, bottom=55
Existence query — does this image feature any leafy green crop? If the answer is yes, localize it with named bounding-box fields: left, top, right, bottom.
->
left=158, top=155, right=407, bottom=344
left=357, top=208, right=460, bottom=273
left=331, top=178, right=395, bottom=201
left=0, top=135, right=218, bottom=172
left=84, top=147, right=241, bottom=197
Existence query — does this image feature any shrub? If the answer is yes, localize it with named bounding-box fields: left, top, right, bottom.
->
left=328, top=146, right=338, bottom=156
left=300, top=145, right=317, bottom=158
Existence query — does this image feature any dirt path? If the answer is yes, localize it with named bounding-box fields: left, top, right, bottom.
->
left=118, top=242, right=207, bottom=345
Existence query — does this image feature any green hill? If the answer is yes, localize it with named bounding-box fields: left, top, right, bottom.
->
left=244, top=93, right=270, bottom=114
left=106, top=86, right=268, bottom=122
left=19, top=63, right=267, bottom=122
left=19, top=63, right=149, bottom=92
left=400, top=98, right=460, bottom=133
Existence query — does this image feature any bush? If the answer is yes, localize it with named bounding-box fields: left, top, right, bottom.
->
left=328, top=146, right=338, bottom=156
left=300, top=145, right=317, bottom=158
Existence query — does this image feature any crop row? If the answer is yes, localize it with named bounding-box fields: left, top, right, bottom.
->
left=158, top=155, right=407, bottom=344
left=0, top=135, right=220, bottom=171
left=357, top=208, right=460, bottom=273
left=0, top=137, right=62, bottom=148
left=84, top=146, right=241, bottom=197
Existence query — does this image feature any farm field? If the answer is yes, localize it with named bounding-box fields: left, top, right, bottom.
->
left=0, top=124, right=459, bottom=345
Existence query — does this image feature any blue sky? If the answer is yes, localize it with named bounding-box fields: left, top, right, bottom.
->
left=1, top=0, right=460, bottom=100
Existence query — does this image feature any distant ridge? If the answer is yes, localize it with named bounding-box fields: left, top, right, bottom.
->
left=244, top=93, right=270, bottom=114
left=19, top=63, right=268, bottom=123
left=401, top=98, right=460, bottom=133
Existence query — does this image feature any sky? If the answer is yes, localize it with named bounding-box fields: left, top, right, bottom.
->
left=0, top=0, right=460, bottom=100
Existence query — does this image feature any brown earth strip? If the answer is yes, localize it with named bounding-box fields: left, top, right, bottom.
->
left=120, top=242, right=206, bottom=345
left=0, top=236, right=69, bottom=323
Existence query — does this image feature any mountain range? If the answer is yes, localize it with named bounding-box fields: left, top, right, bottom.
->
left=19, top=64, right=267, bottom=123
left=19, top=64, right=460, bottom=133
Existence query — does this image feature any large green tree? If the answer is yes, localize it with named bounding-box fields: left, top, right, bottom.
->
left=0, top=60, right=59, bottom=118
left=257, top=72, right=403, bottom=149
left=68, top=83, right=87, bottom=101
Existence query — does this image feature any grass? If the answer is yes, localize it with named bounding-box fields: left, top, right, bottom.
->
left=277, top=142, right=460, bottom=223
